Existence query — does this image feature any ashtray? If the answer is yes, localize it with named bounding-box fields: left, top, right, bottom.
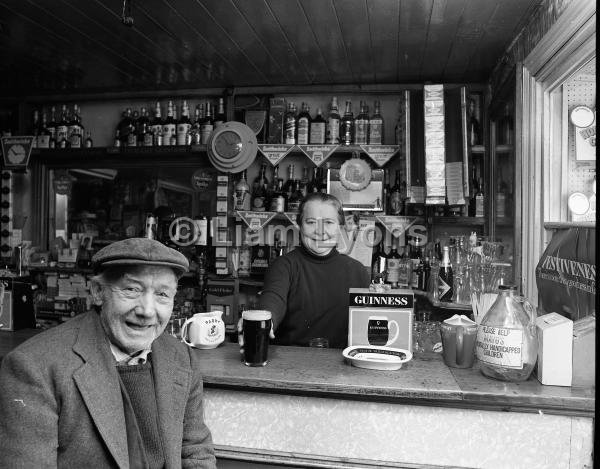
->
left=342, top=345, right=413, bottom=371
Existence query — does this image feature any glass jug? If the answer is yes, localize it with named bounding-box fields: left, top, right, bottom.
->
left=475, top=284, right=538, bottom=382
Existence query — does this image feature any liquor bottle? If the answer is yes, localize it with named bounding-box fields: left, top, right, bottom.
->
left=475, top=178, right=485, bottom=217
left=299, top=165, right=309, bottom=198
left=84, top=131, right=93, bottom=148
left=340, top=100, right=354, bottom=145
left=162, top=100, right=177, bottom=146
left=169, top=106, right=178, bottom=146
left=284, top=102, right=297, bottom=145
left=309, top=107, right=326, bottom=144
left=325, top=97, right=340, bottom=144
left=438, top=246, right=454, bottom=302
left=320, top=163, right=330, bottom=193
left=283, top=164, right=295, bottom=200
left=434, top=239, right=442, bottom=262
left=388, top=170, right=404, bottom=215
left=140, top=108, right=153, bottom=147
left=290, top=179, right=305, bottom=213
left=382, top=169, right=390, bottom=213
left=190, top=104, right=202, bottom=144
left=56, top=104, right=70, bottom=148
left=271, top=231, right=284, bottom=259
left=113, top=129, right=121, bottom=147
left=371, top=240, right=389, bottom=283
left=47, top=106, right=58, bottom=144
left=369, top=100, right=384, bottom=144
left=422, top=257, right=432, bottom=291
left=150, top=101, right=163, bottom=142
left=410, top=236, right=423, bottom=288
left=176, top=100, right=192, bottom=146
left=37, top=111, right=52, bottom=149
left=270, top=177, right=286, bottom=213
left=251, top=163, right=269, bottom=212
left=234, top=170, right=251, bottom=211
left=200, top=101, right=214, bottom=144
left=354, top=101, right=368, bottom=145
left=117, top=108, right=133, bottom=146
left=307, top=167, right=319, bottom=194
left=68, top=104, right=83, bottom=148
left=296, top=102, right=310, bottom=145
left=30, top=110, right=40, bottom=148
left=415, top=258, right=425, bottom=290
left=467, top=97, right=481, bottom=146
left=267, top=165, right=279, bottom=205
left=127, top=110, right=139, bottom=147
left=386, top=241, right=402, bottom=288
left=214, top=97, right=226, bottom=127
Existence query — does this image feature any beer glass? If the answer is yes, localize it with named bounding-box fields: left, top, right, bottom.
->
left=242, top=310, right=272, bottom=366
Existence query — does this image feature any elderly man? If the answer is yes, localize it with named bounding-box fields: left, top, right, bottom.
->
left=0, top=238, right=216, bottom=468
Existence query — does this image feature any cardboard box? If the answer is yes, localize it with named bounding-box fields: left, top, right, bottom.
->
left=536, top=312, right=573, bottom=386
left=572, top=315, right=595, bottom=387
left=348, top=288, right=414, bottom=350
left=267, top=98, right=286, bottom=144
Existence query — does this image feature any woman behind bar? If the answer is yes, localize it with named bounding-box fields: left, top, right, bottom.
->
left=259, top=193, right=370, bottom=348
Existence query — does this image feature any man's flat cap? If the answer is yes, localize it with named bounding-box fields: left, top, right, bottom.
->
left=92, top=238, right=189, bottom=274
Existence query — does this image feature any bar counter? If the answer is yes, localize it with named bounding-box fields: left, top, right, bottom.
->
left=2, top=331, right=595, bottom=468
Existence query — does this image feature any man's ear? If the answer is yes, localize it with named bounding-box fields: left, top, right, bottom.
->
left=89, top=281, right=104, bottom=306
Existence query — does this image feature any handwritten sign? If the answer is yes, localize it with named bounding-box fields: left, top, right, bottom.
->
left=236, top=210, right=277, bottom=232
left=257, top=144, right=295, bottom=166
left=296, top=145, right=338, bottom=166
left=1, top=136, right=34, bottom=169
left=359, top=145, right=399, bottom=167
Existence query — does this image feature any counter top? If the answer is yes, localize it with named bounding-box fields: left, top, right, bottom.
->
left=2, top=330, right=594, bottom=418
left=196, top=343, right=595, bottom=418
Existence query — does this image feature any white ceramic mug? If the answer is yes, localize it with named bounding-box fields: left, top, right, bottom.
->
left=181, top=311, right=225, bottom=349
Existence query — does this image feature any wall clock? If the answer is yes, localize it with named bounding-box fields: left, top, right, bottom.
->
left=207, top=121, right=258, bottom=173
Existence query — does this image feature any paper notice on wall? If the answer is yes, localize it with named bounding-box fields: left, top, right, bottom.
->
left=338, top=215, right=375, bottom=268
left=445, top=162, right=465, bottom=205
left=424, top=85, right=446, bottom=205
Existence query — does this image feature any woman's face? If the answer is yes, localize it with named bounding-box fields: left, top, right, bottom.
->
left=300, top=200, right=341, bottom=256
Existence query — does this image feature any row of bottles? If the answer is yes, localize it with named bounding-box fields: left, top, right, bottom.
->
left=115, top=98, right=226, bottom=147
left=371, top=235, right=430, bottom=290
left=283, top=97, right=384, bottom=145
left=233, top=163, right=330, bottom=213
left=29, top=105, right=93, bottom=149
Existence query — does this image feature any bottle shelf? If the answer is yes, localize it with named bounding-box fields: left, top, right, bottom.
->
left=426, top=216, right=486, bottom=225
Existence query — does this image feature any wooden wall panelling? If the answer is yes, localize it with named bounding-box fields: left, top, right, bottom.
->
left=231, top=0, right=308, bottom=85
left=265, top=0, right=333, bottom=85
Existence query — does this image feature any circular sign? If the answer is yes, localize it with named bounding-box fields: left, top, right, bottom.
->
left=207, top=121, right=257, bottom=173
left=190, top=169, right=214, bottom=192
left=568, top=192, right=590, bottom=215
left=339, top=157, right=371, bottom=191
left=570, top=106, right=595, bottom=128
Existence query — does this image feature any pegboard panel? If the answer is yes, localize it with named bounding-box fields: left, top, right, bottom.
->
left=565, top=59, right=596, bottom=197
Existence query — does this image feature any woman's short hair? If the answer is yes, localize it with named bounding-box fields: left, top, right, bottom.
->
left=297, top=193, right=345, bottom=226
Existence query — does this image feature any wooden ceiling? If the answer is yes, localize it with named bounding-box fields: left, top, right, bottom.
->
left=0, top=0, right=542, bottom=98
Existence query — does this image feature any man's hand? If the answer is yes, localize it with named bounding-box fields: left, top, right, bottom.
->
left=237, top=316, right=275, bottom=357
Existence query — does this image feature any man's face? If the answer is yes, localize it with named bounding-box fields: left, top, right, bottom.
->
left=95, top=265, right=178, bottom=353
left=300, top=200, right=341, bottom=256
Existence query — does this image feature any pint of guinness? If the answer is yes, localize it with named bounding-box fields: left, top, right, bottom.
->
left=242, top=310, right=272, bottom=367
